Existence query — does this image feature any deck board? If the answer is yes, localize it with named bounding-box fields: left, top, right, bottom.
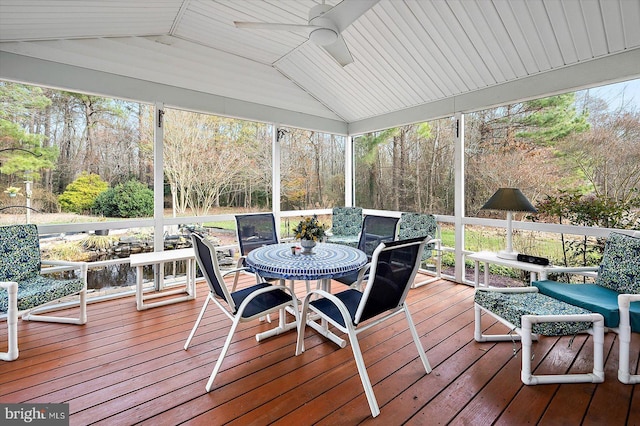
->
left=1, top=273, right=638, bottom=425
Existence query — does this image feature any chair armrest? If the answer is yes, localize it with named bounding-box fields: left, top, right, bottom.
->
left=0, top=281, right=18, bottom=292
left=618, top=294, right=640, bottom=308
left=353, top=263, right=372, bottom=290
left=546, top=266, right=598, bottom=277
left=221, top=267, right=252, bottom=278
left=475, top=286, right=539, bottom=294
left=41, top=260, right=88, bottom=276
left=425, top=237, right=441, bottom=250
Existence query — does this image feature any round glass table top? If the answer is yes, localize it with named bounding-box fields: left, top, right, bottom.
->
left=245, top=242, right=367, bottom=281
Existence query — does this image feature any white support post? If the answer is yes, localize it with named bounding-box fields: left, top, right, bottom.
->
left=454, top=113, right=465, bottom=283
left=25, top=179, right=32, bottom=224
left=153, top=102, right=165, bottom=289
left=272, top=125, right=281, bottom=238
left=345, top=135, right=354, bottom=207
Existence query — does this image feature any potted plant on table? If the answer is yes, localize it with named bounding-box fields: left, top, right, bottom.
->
left=294, top=214, right=327, bottom=254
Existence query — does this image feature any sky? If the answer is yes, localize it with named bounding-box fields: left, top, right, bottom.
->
left=583, top=78, right=640, bottom=111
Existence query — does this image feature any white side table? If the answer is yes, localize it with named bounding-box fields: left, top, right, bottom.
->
left=468, top=251, right=551, bottom=288
left=130, top=248, right=197, bottom=310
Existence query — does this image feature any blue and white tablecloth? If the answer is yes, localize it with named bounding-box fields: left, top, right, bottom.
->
left=246, top=242, right=368, bottom=281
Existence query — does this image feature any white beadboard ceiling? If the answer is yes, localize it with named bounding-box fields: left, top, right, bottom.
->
left=0, top=0, right=639, bottom=134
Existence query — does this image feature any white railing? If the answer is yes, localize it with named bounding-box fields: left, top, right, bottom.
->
left=33, top=210, right=636, bottom=299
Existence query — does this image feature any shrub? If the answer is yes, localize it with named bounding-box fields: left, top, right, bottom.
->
left=93, top=179, right=153, bottom=218
left=536, top=190, right=640, bottom=269
left=58, top=172, right=109, bottom=214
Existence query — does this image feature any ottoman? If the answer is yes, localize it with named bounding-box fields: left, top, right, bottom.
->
left=474, top=286, right=605, bottom=385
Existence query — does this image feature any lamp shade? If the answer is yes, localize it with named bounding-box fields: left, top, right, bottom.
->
left=481, top=188, right=537, bottom=213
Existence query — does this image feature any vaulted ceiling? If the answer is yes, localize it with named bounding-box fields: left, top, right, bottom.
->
left=1, top=0, right=639, bottom=135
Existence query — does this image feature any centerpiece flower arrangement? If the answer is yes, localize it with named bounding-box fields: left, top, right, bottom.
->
left=293, top=215, right=327, bottom=254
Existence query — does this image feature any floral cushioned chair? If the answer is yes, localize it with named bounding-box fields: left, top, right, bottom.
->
left=0, top=224, right=88, bottom=361
left=397, top=212, right=442, bottom=287
left=326, top=207, right=363, bottom=247
left=533, top=231, right=640, bottom=384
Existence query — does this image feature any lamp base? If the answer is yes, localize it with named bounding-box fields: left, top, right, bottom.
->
left=496, top=250, right=519, bottom=260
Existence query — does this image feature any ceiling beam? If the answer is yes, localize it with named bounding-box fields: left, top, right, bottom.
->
left=0, top=51, right=349, bottom=135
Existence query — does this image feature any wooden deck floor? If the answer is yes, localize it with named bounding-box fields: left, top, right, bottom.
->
left=1, top=274, right=639, bottom=425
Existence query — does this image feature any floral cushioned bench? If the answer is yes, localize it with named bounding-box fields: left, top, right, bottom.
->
left=0, top=224, right=87, bottom=361
left=532, top=231, right=640, bottom=384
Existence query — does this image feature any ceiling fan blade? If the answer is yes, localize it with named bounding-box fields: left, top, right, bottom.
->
left=322, top=0, right=381, bottom=32
left=234, top=21, right=316, bottom=32
left=323, top=35, right=353, bottom=67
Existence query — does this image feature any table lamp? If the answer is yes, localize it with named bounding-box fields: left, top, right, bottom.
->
left=481, top=188, right=537, bottom=260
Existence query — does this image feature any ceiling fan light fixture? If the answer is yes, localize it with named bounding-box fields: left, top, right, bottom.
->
left=309, top=27, right=338, bottom=45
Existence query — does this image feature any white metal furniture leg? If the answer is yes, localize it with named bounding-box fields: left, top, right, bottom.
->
left=0, top=281, right=18, bottom=361
left=184, top=294, right=211, bottom=350
left=305, top=277, right=346, bottom=347
left=520, top=313, right=605, bottom=385
left=618, top=294, right=640, bottom=384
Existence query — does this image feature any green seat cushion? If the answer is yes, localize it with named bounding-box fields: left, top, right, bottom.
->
left=533, top=280, right=620, bottom=328
left=631, top=302, right=640, bottom=333
left=475, top=290, right=593, bottom=336
left=596, top=232, right=640, bottom=294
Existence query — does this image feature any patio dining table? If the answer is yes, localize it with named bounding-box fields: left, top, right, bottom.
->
left=246, top=242, right=368, bottom=346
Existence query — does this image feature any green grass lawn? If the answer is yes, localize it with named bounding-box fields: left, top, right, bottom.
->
left=438, top=224, right=604, bottom=281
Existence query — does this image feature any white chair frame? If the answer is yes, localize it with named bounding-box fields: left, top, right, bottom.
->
left=0, top=281, right=18, bottom=361
left=475, top=287, right=605, bottom=385
left=1, top=261, right=88, bottom=362
left=412, top=235, right=442, bottom=288
left=184, top=233, right=299, bottom=392
left=618, top=293, right=640, bottom=384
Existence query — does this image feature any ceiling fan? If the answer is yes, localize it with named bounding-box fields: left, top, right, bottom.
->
left=234, top=0, right=381, bottom=67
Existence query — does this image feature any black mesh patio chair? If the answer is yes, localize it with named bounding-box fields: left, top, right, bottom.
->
left=234, top=213, right=313, bottom=295
left=334, top=214, right=399, bottom=287
left=295, top=236, right=432, bottom=417
left=233, top=213, right=280, bottom=289
left=184, top=232, right=299, bottom=392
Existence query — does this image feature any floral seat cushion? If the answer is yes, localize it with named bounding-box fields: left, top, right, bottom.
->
left=475, top=290, right=593, bottom=336
left=0, top=275, right=84, bottom=313
left=326, top=234, right=360, bottom=247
